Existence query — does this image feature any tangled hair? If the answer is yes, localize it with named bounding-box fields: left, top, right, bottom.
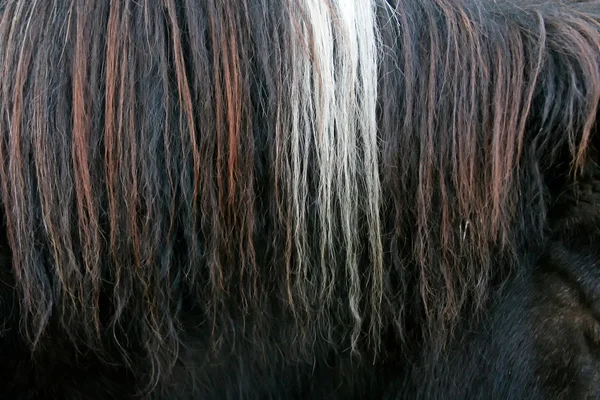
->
left=1, top=0, right=600, bottom=398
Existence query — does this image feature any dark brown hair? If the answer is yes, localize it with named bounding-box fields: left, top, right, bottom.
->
left=0, top=0, right=599, bottom=392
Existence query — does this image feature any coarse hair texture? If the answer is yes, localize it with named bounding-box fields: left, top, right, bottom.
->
left=1, top=0, right=600, bottom=396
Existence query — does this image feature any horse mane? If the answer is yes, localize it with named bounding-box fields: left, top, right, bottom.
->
left=0, top=0, right=599, bottom=389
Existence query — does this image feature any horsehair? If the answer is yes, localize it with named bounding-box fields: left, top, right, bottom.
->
left=0, top=0, right=599, bottom=385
